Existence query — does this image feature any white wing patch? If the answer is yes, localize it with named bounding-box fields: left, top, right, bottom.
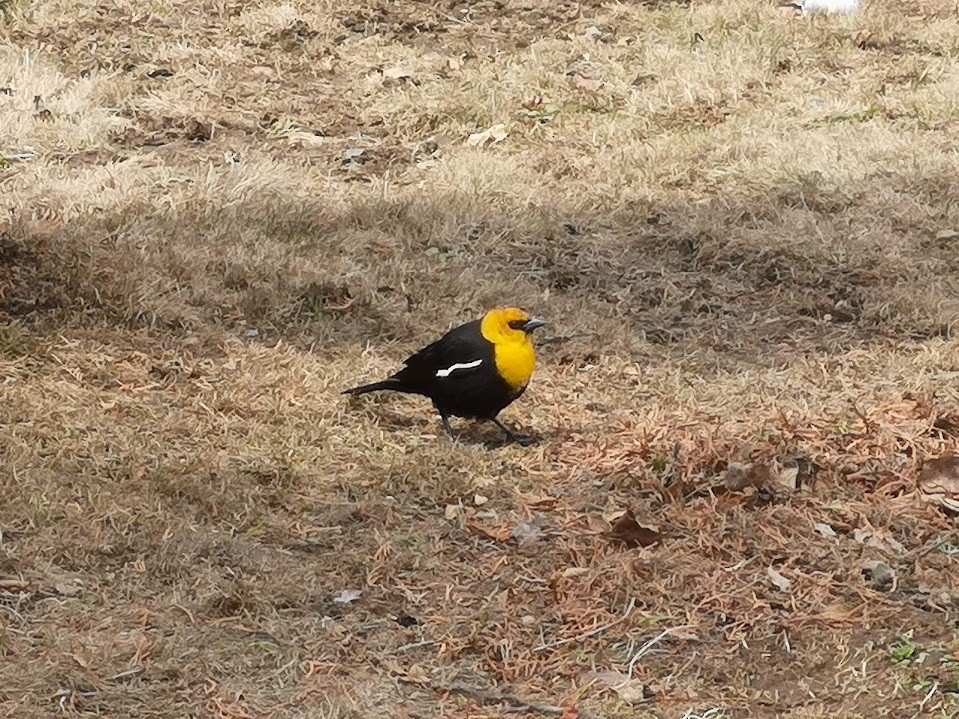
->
left=435, top=359, right=483, bottom=378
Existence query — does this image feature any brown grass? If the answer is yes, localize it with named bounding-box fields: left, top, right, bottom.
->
left=3, top=0, right=959, bottom=716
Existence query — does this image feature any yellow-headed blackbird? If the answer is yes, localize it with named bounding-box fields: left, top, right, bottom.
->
left=344, top=307, right=546, bottom=444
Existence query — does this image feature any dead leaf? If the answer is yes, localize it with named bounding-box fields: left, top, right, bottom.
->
left=581, top=671, right=648, bottom=704
left=54, top=581, right=81, bottom=597
left=854, top=29, right=873, bottom=48
left=613, top=680, right=649, bottom=704
left=405, top=664, right=429, bottom=684
left=444, top=504, right=461, bottom=521
left=383, top=66, right=412, bottom=80
left=467, top=520, right=513, bottom=543
left=581, top=670, right=629, bottom=687
left=724, top=461, right=770, bottom=491
left=561, top=567, right=590, bottom=579
left=332, top=589, right=362, bottom=604
left=766, top=566, right=793, bottom=593
left=777, top=462, right=800, bottom=490
left=920, top=455, right=959, bottom=493
left=814, top=522, right=837, bottom=538
left=572, top=75, right=603, bottom=92
left=863, top=560, right=895, bottom=589
left=607, top=508, right=663, bottom=548
left=466, top=123, right=508, bottom=147
left=512, top=521, right=541, bottom=544
left=935, top=229, right=959, bottom=242
left=473, top=494, right=489, bottom=506
left=852, top=529, right=905, bottom=555
left=852, top=528, right=871, bottom=544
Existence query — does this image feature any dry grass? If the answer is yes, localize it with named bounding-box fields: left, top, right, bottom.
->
left=3, top=0, right=959, bottom=716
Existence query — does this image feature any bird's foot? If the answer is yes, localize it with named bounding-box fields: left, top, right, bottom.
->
left=490, top=418, right=538, bottom=447
left=508, top=432, right=538, bottom=447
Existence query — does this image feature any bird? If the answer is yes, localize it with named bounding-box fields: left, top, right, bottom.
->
left=344, top=307, right=547, bottom=444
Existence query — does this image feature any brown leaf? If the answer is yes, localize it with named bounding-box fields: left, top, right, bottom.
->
left=613, top=680, right=649, bottom=704
left=724, top=461, right=771, bottom=491
left=466, top=519, right=513, bottom=543
left=466, top=123, right=508, bottom=146
left=919, top=455, right=959, bottom=495
left=919, top=453, right=959, bottom=513
left=405, top=664, right=430, bottom=684
left=766, top=566, right=793, bottom=593
left=607, top=508, right=663, bottom=548
left=383, top=65, right=412, bottom=80
left=572, top=75, right=603, bottom=92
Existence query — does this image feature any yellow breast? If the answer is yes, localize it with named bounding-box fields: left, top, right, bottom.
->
left=494, top=340, right=537, bottom=394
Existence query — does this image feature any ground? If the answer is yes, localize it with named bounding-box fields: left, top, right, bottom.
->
left=2, top=0, right=959, bottom=716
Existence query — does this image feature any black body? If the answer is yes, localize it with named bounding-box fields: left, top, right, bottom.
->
left=344, top=320, right=523, bottom=421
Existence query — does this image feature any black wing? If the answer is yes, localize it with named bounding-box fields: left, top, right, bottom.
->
left=393, top=320, right=492, bottom=390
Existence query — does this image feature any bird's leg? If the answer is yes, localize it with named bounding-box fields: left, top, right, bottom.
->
left=489, top=418, right=536, bottom=446
left=438, top=411, right=456, bottom=442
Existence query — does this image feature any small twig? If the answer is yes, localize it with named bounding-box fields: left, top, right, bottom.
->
left=533, top=598, right=636, bottom=652
left=108, top=668, right=144, bottom=682
left=919, top=680, right=939, bottom=709
left=446, top=684, right=564, bottom=715
left=394, top=639, right=440, bottom=653
left=625, top=624, right=692, bottom=675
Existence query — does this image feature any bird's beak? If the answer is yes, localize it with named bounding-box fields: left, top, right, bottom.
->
left=522, top=318, right=547, bottom=333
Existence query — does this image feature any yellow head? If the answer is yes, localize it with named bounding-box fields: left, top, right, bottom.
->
left=480, top=307, right=547, bottom=345
left=480, top=307, right=547, bottom=393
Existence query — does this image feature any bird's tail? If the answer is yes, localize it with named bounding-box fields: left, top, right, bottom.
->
left=343, top=378, right=404, bottom=396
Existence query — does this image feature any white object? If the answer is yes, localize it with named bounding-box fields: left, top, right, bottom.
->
left=800, top=0, right=860, bottom=14
left=435, top=359, right=483, bottom=377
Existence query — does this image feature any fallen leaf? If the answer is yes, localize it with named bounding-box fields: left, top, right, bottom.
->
left=852, top=528, right=872, bottom=544
left=607, top=508, right=663, bottom=548
left=814, top=522, right=837, bottom=538
left=581, top=669, right=629, bottom=687
left=512, top=521, right=541, bottom=544
left=473, top=494, right=489, bottom=506
left=766, top=566, right=793, bottom=593
left=935, top=229, right=959, bottom=242
left=613, top=680, right=648, bottom=704
left=854, top=29, right=873, bottom=48
left=383, top=66, right=412, bottom=80
left=467, top=520, right=513, bottom=543
left=852, top=529, right=905, bottom=555
left=561, top=567, right=590, bottom=579
left=332, top=589, right=362, bottom=604
left=572, top=75, right=603, bottom=92
left=54, top=581, right=81, bottom=597
left=444, top=504, right=461, bottom=521
left=466, top=123, right=508, bottom=147
left=863, top=560, right=895, bottom=589
left=724, top=461, right=770, bottom=491
left=777, top=463, right=800, bottom=490
left=405, top=664, right=430, bottom=684
left=920, top=455, right=959, bottom=495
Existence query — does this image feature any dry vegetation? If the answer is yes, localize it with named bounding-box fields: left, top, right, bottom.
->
left=4, top=0, right=959, bottom=716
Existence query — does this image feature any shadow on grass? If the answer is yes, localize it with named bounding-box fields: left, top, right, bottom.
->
left=2, top=175, right=957, bottom=369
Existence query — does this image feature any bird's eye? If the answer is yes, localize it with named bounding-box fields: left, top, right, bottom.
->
left=508, top=319, right=527, bottom=330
